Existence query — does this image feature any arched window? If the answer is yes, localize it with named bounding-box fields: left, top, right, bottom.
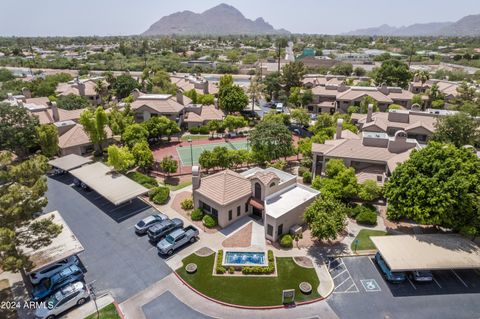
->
left=269, top=182, right=276, bottom=188
left=254, top=182, right=261, bottom=199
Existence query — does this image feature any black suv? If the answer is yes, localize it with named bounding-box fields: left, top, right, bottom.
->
left=147, top=218, right=184, bottom=244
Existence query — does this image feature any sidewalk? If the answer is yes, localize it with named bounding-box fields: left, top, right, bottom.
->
left=61, top=294, right=114, bottom=319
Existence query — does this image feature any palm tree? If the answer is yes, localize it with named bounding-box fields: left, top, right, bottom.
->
left=94, top=80, right=109, bottom=104
left=247, top=75, right=265, bottom=115
left=414, top=70, right=430, bottom=85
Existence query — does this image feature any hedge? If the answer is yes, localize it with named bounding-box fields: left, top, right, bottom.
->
left=181, top=198, right=194, bottom=210
left=191, top=208, right=204, bottom=221
left=356, top=210, right=378, bottom=225
left=127, top=171, right=158, bottom=189
left=189, top=125, right=210, bottom=135
left=242, top=250, right=275, bottom=275
left=216, top=250, right=226, bottom=274
left=280, top=234, right=293, bottom=248
left=302, top=171, right=312, bottom=184
left=149, top=186, right=170, bottom=205
left=202, top=214, right=217, bottom=228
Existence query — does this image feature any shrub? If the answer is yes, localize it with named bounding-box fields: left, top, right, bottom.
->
left=356, top=209, right=378, bottom=225
left=149, top=186, right=170, bottom=204
left=189, top=126, right=199, bottom=134
left=198, top=125, right=210, bottom=134
left=302, top=171, right=312, bottom=184
left=228, top=266, right=235, bottom=274
left=216, top=250, right=226, bottom=274
left=358, top=180, right=383, bottom=202
left=181, top=198, right=194, bottom=210
left=127, top=171, right=158, bottom=189
left=280, top=234, right=293, bottom=248
left=191, top=208, right=204, bottom=221
left=242, top=250, right=275, bottom=275
left=202, top=214, right=218, bottom=228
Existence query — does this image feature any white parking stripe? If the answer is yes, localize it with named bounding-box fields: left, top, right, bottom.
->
left=451, top=270, right=468, bottom=288
left=335, top=277, right=352, bottom=290
left=332, top=269, right=347, bottom=280
left=433, top=277, right=442, bottom=288
left=407, top=278, right=417, bottom=290
left=345, top=283, right=360, bottom=293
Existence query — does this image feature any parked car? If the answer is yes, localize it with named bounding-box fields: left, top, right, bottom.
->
left=288, top=124, right=312, bottom=138
left=134, top=213, right=168, bottom=234
left=34, top=281, right=89, bottom=319
left=32, top=265, right=84, bottom=301
left=29, top=256, right=80, bottom=285
left=409, top=270, right=433, bottom=282
left=157, top=226, right=199, bottom=256
left=276, top=103, right=284, bottom=113
left=375, top=252, right=406, bottom=283
left=147, top=218, right=184, bottom=244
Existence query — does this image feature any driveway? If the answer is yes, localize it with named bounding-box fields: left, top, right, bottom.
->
left=327, top=256, right=480, bottom=319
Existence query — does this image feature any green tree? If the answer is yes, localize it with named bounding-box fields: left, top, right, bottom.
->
left=297, top=137, right=313, bottom=158
left=159, top=156, right=178, bottom=176
left=113, top=74, right=140, bottom=99
left=247, top=76, right=265, bottom=113
left=263, top=110, right=291, bottom=126
left=56, top=94, right=91, bottom=110
left=122, top=123, right=148, bottom=148
left=206, top=120, right=223, bottom=138
left=353, top=67, right=366, bottom=77
left=0, top=152, right=62, bottom=272
left=281, top=61, right=306, bottom=94
left=373, top=59, right=412, bottom=88
left=359, top=96, right=380, bottom=113
left=36, top=124, right=59, bottom=158
left=223, top=115, right=247, bottom=133
left=218, top=74, right=234, bottom=99
left=312, top=159, right=358, bottom=201
left=263, top=72, right=282, bottom=101
left=131, top=140, right=153, bottom=171
left=0, top=68, right=14, bottom=82
left=414, top=70, right=430, bottom=84
left=0, top=102, right=39, bottom=158
left=79, top=106, right=108, bottom=153
left=385, top=142, right=480, bottom=233
left=432, top=112, right=480, bottom=148
left=411, top=94, right=423, bottom=107
left=290, top=108, right=310, bottom=127
left=218, top=85, right=249, bottom=114
left=107, top=145, right=135, bottom=172
left=332, top=62, right=353, bottom=76
left=249, top=120, right=293, bottom=162
left=358, top=180, right=383, bottom=202
left=107, top=104, right=134, bottom=136
left=199, top=150, right=214, bottom=173
left=142, top=116, right=180, bottom=141
left=304, top=196, right=348, bottom=241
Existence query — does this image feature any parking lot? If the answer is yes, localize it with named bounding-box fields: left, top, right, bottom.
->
left=327, top=256, right=480, bottom=319
left=44, top=174, right=173, bottom=303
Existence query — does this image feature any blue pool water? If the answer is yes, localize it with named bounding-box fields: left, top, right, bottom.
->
left=224, top=251, right=266, bottom=266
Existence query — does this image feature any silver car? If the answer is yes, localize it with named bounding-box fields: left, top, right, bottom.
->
left=34, top=281, right=89, bottom=319
left=29, top=256, right=80, bottom=285
left=134, top=213, right=168, bottom=234
left=410, top=270, right=433, bottom=282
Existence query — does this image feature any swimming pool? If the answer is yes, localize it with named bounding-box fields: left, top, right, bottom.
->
left=222, top=251, right=267, bottom=267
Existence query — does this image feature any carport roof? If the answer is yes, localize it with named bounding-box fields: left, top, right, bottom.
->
left=371, top=234, right=480, bottom=272
left=48, top=154, right=93, bottom=171
left=69, top=162, right=149, bottom=205
left=23, top=211, right=84, bottom=273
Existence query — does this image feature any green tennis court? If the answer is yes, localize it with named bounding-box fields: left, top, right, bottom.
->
left=177, top=140, right=249, bottom=165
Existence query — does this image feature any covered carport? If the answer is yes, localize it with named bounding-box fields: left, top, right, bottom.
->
left=48, top=154, right=93, bottom=172
left=23, top=210, right=84, bottom=273
left=371, top=234, right=480, bottom=272
left=69, top=162, right=149, bottom=206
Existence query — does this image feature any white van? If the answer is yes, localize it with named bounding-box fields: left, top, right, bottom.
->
left=275, top=103, right=284, bottom=113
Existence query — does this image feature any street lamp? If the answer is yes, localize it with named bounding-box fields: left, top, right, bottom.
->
left=188, top=136, right=193, bottom=166
left=246, top=137, right=250, bottom=151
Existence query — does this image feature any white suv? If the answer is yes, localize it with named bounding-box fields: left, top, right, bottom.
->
left=29, top=256, right=79, bottom=285
left=35, top=281, right=89, bottom=319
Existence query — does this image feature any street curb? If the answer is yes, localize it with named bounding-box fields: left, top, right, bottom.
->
left=327, top=250, right=377, bottom=258
left=114, top=301, right=126, bottom=319
left=173, top=271, right=326, bottom=310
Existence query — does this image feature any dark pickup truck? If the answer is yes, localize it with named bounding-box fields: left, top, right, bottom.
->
left=147, top=218, right=184, bottom=244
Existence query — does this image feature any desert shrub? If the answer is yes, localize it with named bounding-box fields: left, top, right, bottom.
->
left=149, top=186, right=170, bottom=204
left=190, top=208, right=204, bottom=221
left=302, top=171, right=312, bottom=184
left=181, top=198, right=194, bottom=210
left=280, top=234, right=293, bottom=248
left=127, top=171, right=158, bottom=189
left=202, top=214, right=217, bottom=228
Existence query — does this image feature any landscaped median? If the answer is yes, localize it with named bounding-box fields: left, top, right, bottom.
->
left=175, top=252, right=321, bottom=307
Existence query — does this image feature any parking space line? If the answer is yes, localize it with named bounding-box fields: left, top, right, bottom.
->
left=329, top=261, right=345, bottom=272
left=433, top=277, right=442, bottom=288
left=332, top=269, right=348, bottom=280
left=407, top=278, right=417, bottom=290
left=335, top=277, right=352, bottom=290
left=345, top=283, right=359, bottom=293
left=451, top=270, right=468, bottom=288
left=116, top=207, right=148, bottom=222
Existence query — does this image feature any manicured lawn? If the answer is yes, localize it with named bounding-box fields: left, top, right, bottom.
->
left=176, top=254, right=320, bottom=306
left=351, top=229, right=388, bottom=251
left=181, top=134, right=210, bottom=141
left=85, top=303, right=120, bottom=319
left=165, top=181, right=192, bottom=191
left=0, top=280, right=17, bottom=319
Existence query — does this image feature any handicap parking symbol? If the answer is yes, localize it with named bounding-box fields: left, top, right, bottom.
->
left=360, top=279, right=381, bottom=292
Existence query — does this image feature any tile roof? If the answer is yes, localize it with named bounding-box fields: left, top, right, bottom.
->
left=248, top=171, right=279, bottom=186
left=131, top=96, right=185, bottom=114
left=337, top=89, right=393, bottom=103
left=195, top=170, right=252, bottom=205
left=58, top=124, right=112, bottom=149
left=354, top=112, right=437, bottom=133
left=32, top=108, right=85, bottom=125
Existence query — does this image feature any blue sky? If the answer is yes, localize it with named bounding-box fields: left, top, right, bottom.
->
left=1, top=0, right=479, bottom=36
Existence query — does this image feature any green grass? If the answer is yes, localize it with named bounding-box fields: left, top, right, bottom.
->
left=126, top=171, right=159, bottom=189
left=181, top=134, right=210, bottom=141
left=351, top=229, right=388, bottom=251
left=176, top=254, right=320, bottom=306
left=84, top=303, right=120, bottom=319
left=0, top=280, right=17, bottom=319
left=165, top=181, right=192, bottom=191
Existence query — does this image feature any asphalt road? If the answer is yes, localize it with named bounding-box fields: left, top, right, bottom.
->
left=142, top=292, right=211, bottom=319
left=327, top=256, right=480, bottom=319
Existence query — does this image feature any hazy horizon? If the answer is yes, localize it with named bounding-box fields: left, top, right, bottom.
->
left=0, top=0, right=479, bottom=37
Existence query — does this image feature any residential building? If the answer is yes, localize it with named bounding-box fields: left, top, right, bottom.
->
left=130, top=90, right=191, bottom=124
left=55, top=77, right=106, bottom=105
left=58, top=123, right=114, bottom=156
left=192, top=166, right=319, bottom=242
left=171, top=75, right=219, bottom=95
left=312, top=118, right=419, bottom=185
left=183, top=104, right=225, bottom=129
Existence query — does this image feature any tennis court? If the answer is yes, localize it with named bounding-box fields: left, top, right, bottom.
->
left=176, top=140, right=249, bottom=165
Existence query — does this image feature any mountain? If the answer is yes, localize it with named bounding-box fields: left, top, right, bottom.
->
left=142, top=3, right=289, bottom=36
left=344, top=14, right=480, bottom=36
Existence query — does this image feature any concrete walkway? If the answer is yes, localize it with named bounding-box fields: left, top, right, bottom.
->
left=250, top=219, right=266, bottom=248
left=120, top=273, right=339, bottom=319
